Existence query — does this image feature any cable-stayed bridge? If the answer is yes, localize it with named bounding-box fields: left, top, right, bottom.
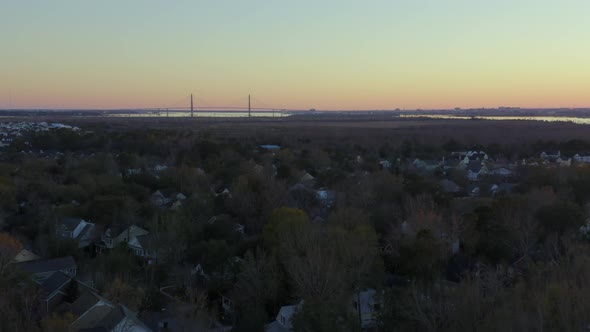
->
left=121, top=94, right=308, bottom=117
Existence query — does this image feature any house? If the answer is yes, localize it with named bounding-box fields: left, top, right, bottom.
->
left=38, top=271, right=95, bottom=313
left=352, top=289, right=382, bottom=329
left=489, top=167, right=513, bottom=177
left=133, top=234, right=159, bottom=259
left=98, top=225, right=155, bottom=258
left=379, top=160, right=392, bottom=170
left=490, top=183, right=516, bottom=196
left=234, top=224, right=245, bottom=235
left=266, top=301, right=303, bottom=332
left=15, top=256, right=77, bottom=282
left=14, top=254, right=92, bottom=313
left=215, top=187, right=231, bottom=197
left=468, top=151, right=488, bottom=161
left=153, top=164, right=168, bottom=173
left=412, top=159, right=441, bottom=173
left=316, top=189, right=336, bottom=208
left=441, top=158, right=460, bottom=171
left=522, top=158, right=540, bottom=167
left=55, top=218, right=97, bottom=248
left=13, top=248, right=41, bottom=263
left=220, top=293, right=235, bottom=318
left=468, top=185, right=480, bottom=197
left=170, top=193, right=187, bottom=210
left=39, top=271, right=73, bottom=312
left=69, top=291, right=152, bottom=332
left=574, top=153, right=590, bottom=163
left=541, top=151, right=560, bottom=160
left=557, top=156, right=572, bottom=167
left=150, top=191, right=172, bottom=206
left=440, top=179, right=462, bottom=194
left=100, top=224, right=147, bottom=249
left=126, top=168, right=142, bottom=176
left=458, top=151, right=489, bottom=168
left=300, top=172, right=315, bottom=186
left=466, top=161, right=488, bottom=181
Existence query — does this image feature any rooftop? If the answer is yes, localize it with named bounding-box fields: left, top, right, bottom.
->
left=15, top=256, right=76, bottom=275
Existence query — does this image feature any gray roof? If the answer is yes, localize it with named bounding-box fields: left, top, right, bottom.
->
left=266, top=320, right=289, bottom=332
left=136, top=234, right=157, bottom=250
left=77, top=224, right=97, bottom=248
left=440, top=179, right=462, bottom=193
left=59, top=218, right=85, bottom=232
left=467, top=161, right=483, bottom=172
left=16, top=256, right=76, bottom=275
left=39, top=271, right=71, bottom=299
left=96, top=305, right=126, bottom=330
left=71, top=305, right=113, bottom=331
left=70, top=291, right=101, bottom=317
left=73, top=305, right=136, bottom=332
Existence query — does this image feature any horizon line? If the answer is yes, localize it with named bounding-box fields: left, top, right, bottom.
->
left=1, top=107, right=590, bottom=112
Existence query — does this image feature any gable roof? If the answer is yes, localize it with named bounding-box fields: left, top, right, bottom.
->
left=467, top=160, right=483, bottom=173
left=70, top=305, right=113, bottom=331
left=272, top=301, right=303, bottom=330
left=16, top=256, right=76, bottom=275
left=72, top=305, right=129, bottom=331
left=96, top=305, right=126, bottom=330
left=71, top=299, right=148, bottom=332
left=106, top=224, right=148, bottom=239
left=70, top=291, right=102, bottom=317
left=13, top=248, right=41, bottom=263
left=59, top=218, right=85, bottom=232
left=39, top=271, right=71, bottom=299
left=135, top=234, right=158, bottom=251
left=440, top=179, right=462, bottom=193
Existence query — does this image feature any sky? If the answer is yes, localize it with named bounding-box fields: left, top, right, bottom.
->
left=1, top=0, right=589, bottom=110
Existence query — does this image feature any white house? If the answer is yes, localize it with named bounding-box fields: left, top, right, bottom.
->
left=379, top=160, right=392, bottom=170
left=412, top=159, right=441, bottom=172
left=266, top=301, right=303, bottom=332
left=540, top=151, right=560, bottom=160
left=574, top=153, right=590, bottom=163
left=557, top=157, right=572, bottom=167
left=56, top=218, right=92, bottom=239
left=99, top=225, right=156, bottom=259
left=150, top=191, right=172, bottom=206
left=55, top=218, right=97, bottom=248
left=489, top=167, right=513, bottom=176
left=101, top=225, right=149, bottom=249
left=469, top=185, right=481, bottom=197
left=352, top=289, right=382, bottom=329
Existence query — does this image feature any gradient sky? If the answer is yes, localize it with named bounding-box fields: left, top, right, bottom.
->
left=1, top=0, right=589, bottom=110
